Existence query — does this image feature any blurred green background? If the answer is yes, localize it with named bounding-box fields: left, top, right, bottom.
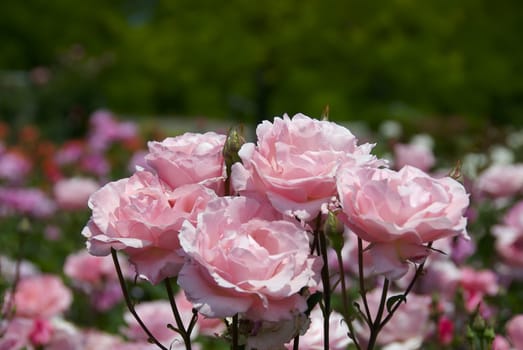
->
left=1, top=0, right=522, bottom=141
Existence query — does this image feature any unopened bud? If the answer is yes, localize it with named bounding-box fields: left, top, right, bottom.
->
left=449, top=160, right=462, bottom=180
left=17, top=217, right=32, bottom=233
left=321, top=105, right=330, bottom=121
left=223, top=125, right=245, bottom=175
left=324, top=211, right=344, bottom=253
left=471, top=313, right=486, bottom=332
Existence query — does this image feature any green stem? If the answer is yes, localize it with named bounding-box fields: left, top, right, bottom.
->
left=378, top=242, right=433, bottom=331
left=336, top=250, right=361, bottom=349
left=357, top=238, right=372, bottom=325
left=111, top=249, right=168, bottom=350
left=292, top=334, right=300, bottom=350
left=232, top=314, right=239, bottom=350
left=366, top=279, right=390, bottom=350
left=164, top=278, right=192, bottom=350
left=318, top=229, right=331, bottom=350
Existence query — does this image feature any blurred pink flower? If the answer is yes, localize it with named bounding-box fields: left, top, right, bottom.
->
left=127, top=149, right=149, bottom=173
left=0, top=187, right=56, bottom=218
left=88, top=110, right=138, bottom=152
left=357, top=289, right=432, bottom=348
left=64, top=250, right=131, bottom=311
left=285, top=306, right=351, bottom=350
left=64, top=250, right=128, bottom=285
left=337, top=165, right=469, bottom=279
left=460, top=267, right=499, bottom=313
left=475, top=164, right=523, bottom=199
left=244, top=313, right=310, bottom=350
left=0, top=318, right=32, bottom=350
left=8, top=274, right=72, bottom=319
left=393, top=142, right=435, bottom=172
left=80, top=153, right=110, bottom=177
left=54, top=140, right=85, bottom=166
left=232, top=113, right=384, bottom=220
left=493, top=201, right=523, bottom=266
left=492, top=335, right=511, bottom=350
left=178, top=196, right=321, bottom=321
left=146, top=131, right=226, bottom=193
left=174, top=290, right=226, bottom=337
left=506, top=315, right=523, bottom=349
left=0, top=150, right=32, bottom=184
left=122, top=300, right=198, bottom=347
left=83, top=170, right=217, bottom=284
left=53, top=177, right=99, bottom=210
left=437, top=316, right=454, bottom=345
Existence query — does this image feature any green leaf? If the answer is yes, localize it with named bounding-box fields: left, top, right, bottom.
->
left=386, top=294, right=406, bottom=313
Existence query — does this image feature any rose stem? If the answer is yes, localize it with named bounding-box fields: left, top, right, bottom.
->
left=164, top=278, right=192, bottom=350
left=318, top=226, right=331, bottom=350
left=378, top=242, right=433, bottom=331
left=357, top=238, right=372, bottom=324
left=336, top=250, right=361, bottom=349
left=111, top=248, right=168, bottom=350
left=366, top=278, right=390, bottom=350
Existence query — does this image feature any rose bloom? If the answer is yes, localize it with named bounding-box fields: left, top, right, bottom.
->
left=178, top=196, right=322, bottom=322
left=82, top=170, right=217, bottom=284
left=475, top=163, right=523, bottom=199
left=8, top=274, right=72, bottom=319
left=337, top=165, right=469, bottom=279
left=357, top=289, right=432, bottom=349
left=232, top=113, right=384, bottom=220
left=53, top=176, right=99, bottom=210
left=492, top=200, right=523, bottom=266
left=285, top=306, right=351, bottom=350
left=146, top=132, right=226, bottom=193
left=393, top=141, right=435, bottom=172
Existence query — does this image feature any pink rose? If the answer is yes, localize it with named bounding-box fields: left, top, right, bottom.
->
left=9, top=274, right=72, bottom=319
left=475, top=163, right=523, bottom=198
left=492, top=201, right=523, bottom=266
left=82, top=170, right=217, bottom=283
left=285, top=306, right=351, bottom=350
left=459, top=267, right=499, bottom=313
left=178, top=196, right=322, bottom=321
left=0, top=318, right=32, bottom=350
left=492, top=335, right=511, bottom=350
left=232, top=113, right=384, bottom=220
left=64, top=250, right=126, bottom=285
left=393, top=142, right=435, bottom=172
left=506, top=315, right=523, bottom=349
left=337, top=165, right=469, bottom=279
left=53, top=177, right=99, bottom=210
left=146, top=132, right=226, bottom=193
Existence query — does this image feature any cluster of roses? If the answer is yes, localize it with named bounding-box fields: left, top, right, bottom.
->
left=82, top=113, right=470, bottom=349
